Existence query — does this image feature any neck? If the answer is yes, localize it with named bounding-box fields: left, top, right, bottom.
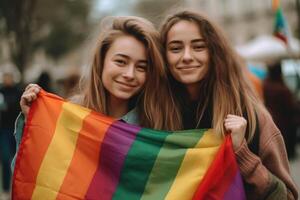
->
left=186, top=83, right=201, bottom=101
left=108, top=96, right=129, bottom=119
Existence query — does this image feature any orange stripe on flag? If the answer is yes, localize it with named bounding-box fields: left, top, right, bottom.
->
left=57, top=111, right=114, bottom=199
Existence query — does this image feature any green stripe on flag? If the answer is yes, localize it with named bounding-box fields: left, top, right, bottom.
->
left=140, top=129, right=205, bottom=200
left=112, top=128, right=168, bottom=200
left=112, top=129, right=205, bottom=200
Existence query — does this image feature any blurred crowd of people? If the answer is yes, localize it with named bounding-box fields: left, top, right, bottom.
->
left=263, top=61, right=300, bottom=159
left=0, top=72, right=20, bottom=199
left=0, top=69, right=80, bottom=198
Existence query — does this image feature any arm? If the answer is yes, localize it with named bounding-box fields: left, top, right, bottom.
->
left=11, top=84, right=41, bottom=171
left=14, top=113, right=26, bottom=147
left=11, top=113, right=26, bottom=172
left=235, top=110, right=298, bottom=200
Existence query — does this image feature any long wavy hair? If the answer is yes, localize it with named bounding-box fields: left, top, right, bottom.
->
left=72, top=16, right=181, bottom=130
left=160, top=10, right=264, bottom=141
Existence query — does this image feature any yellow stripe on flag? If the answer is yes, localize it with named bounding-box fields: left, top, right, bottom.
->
left=31, top=102, right=91, bottom=200
left=165, top=129, right=223, bottom=200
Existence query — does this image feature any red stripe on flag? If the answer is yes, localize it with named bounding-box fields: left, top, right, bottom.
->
left=192, top=136, right=238, bottom=200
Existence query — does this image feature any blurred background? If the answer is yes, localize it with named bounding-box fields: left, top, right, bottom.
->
left=0, top=0, right=299, bottom=199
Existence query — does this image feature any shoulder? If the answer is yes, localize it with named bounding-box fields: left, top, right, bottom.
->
left=256, top=106, right=283, bottom=152
left=121, top=108, right=140, bottom=126
left=255, top=106, right=287, bottom=157
left=256, top=106, right=280, bottom=135
left=255, top=106, right=298, bottom=199
left=68, top=94, right=84, bottom=105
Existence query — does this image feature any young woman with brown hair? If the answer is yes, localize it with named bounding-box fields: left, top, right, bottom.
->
left=12, top=16, right=181, bottom=169
left=160, top=10, right=298, bottom=199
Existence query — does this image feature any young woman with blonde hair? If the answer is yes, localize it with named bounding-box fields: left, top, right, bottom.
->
left=160, top=10, right=298, bottom=199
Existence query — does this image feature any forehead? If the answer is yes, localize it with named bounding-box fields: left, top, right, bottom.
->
left=108, top=35, right=147, bottom=59
left=167, top=20, right=203, bottom=42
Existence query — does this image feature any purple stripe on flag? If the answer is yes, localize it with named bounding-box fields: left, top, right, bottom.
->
left=85, top=121, right=141, bottom=200
left=223, top=171, right=246, bottom=200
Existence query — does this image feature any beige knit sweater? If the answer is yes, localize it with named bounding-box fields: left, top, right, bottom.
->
left=235, top=108, right=298, bottom=200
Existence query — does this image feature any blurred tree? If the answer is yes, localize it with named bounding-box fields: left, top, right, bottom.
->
left=0, top=0, right=91, bottom=76
left=0, top=0, right=36, bottom=75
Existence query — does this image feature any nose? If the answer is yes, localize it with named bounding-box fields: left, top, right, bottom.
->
left=182, top=47, right=193, bottom=63
left=122, top=64, right=135, bottom=79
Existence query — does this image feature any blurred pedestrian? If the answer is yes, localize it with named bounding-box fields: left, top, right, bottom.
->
left=62, top=72, right=80, bottom=98
left=36, top=71, right=54, bottom=93
left=0, top=72, right=21, bottom=199
left=263, top=61, right=300, bottom=159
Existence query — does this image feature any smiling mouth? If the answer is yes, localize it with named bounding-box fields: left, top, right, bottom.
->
left=115, top=81, right=137, bottom=88
left=177, top=66, right=200, bottom=70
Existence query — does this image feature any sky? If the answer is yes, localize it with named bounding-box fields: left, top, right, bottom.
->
left=92, top=0, right=137, bottom=19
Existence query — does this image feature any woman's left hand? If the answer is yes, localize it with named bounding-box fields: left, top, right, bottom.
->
left=224, top=114, right=247, bottom=151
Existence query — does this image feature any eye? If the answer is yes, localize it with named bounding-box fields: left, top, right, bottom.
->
left=115, top=59, right=127, bottom=66
left=168, top=44, right=183, bottom=53
left=193, top=43, right=206, bottom=51
left=136, top=64, right=147, bottom=72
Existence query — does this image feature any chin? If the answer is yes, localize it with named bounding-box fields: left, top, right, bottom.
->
left=114, top=91, right=137, bottom=100
left=178, top=77, right=202, bottom=85
left=114, top=95, right=132, bottom=100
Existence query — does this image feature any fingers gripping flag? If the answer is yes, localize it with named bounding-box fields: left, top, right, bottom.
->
left=12, top=90, right=246, bottom=200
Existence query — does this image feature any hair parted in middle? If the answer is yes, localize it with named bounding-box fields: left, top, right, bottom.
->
left=160, top=10, right=264, bottom=141
left=73, top=16, right=181, bottom=130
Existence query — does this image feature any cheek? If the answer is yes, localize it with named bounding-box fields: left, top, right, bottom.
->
left=194, top=52, right=210, bottom=69
left=166, top=52, right=177, bottom=67
left=167, top=53, right=177, bottom=64
left=137, top=73, right=146, bottom=87
left=200, top=50, right=210, bottom=63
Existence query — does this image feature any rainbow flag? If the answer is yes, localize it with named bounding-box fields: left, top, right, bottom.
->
left=272, top=0, right=289, bottom=44
left=12, top=90, right=246, bottom=200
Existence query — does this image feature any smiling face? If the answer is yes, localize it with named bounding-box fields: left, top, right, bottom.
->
left=102, top=35, right=147, bottom=103
left=166, top=20, right=209, bottom=93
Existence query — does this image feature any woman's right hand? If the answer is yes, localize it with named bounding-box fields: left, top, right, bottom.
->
left=224, top=114, right=247, bottom=151
left=20, top=84, right=41, bottom=118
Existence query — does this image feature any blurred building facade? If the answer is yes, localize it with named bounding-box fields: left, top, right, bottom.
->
left=184, top=0, right=297, bottom=45
left=0, top=0, right=298, bottom=87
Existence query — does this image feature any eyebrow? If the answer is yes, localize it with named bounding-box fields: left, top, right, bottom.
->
left=115, top=53, right=129, bottom=59
left=167, top=38, right=205, bottom=45
left=114, top=53, right=148, bottom=63
left=191, top=38, right=205, bottom=43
